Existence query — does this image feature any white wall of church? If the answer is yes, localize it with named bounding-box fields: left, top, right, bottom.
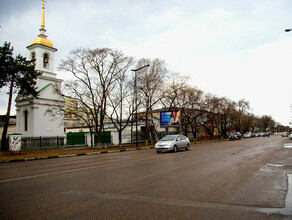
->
left=16, top=101, right=64, bottom=137
left=33, top=103, right=64, bottom=137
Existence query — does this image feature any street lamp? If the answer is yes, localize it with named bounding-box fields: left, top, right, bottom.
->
left=285, top=29, right=292, bottom=129
left=131, top=64, right=150, bottom=148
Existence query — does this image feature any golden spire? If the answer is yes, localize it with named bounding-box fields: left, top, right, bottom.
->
left=29, top=0, right=54, bottom=49
left=41, top=0, right=47, bottom=28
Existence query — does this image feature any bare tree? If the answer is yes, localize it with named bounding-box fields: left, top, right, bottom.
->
left=179, top=86, right=205, bottom=140
left=249, top=114, right=259, bottom=132
left=136, top=58, right=167, bottom=144
left=106, top=57, right=135, bottom=147
left=259, top=115, right=275, bottom=132
left=230, top=99, right=250, bottom=133
left=59, top=48, right=133, bottom=145
left=160, top=74, right=189, bottom=110
left=214, top=97, right=235, bottom=138
left=203, top=94, right=222, bottom=139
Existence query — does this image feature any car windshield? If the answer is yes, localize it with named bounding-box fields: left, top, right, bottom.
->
left=160, top=135, right=177, bottom=141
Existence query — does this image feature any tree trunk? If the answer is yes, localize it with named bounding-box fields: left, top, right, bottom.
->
left=191, top=123, right=197, bottom=140
left=89, top=129, right=94, bottom=149
left=119, top=80, right=123, bottom=147
left=118, top=130, right=122, bottom=148
left=153, top=127, right=158, bottom=142
left=210, top=123, right=215, bottom=139
left=1, top=75, right=14, bottom=151
left=145, top=109, right=149, bottom=145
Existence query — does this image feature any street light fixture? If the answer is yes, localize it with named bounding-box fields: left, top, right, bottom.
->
left=285, top=29, right=292, bottom=32
left=131, top=64, right=150, bottom=148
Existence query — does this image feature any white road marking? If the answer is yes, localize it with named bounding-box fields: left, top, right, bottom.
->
left=0, top=155, right=163, bottom=183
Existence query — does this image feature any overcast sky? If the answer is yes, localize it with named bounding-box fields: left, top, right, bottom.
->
left=1, top=0, right=292, bottom=125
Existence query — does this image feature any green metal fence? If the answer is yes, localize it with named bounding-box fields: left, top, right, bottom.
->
left=95, top=131, right=111, bottom=144
left=66, top=132, right=87, bottom=146
left=66, top=131, right=112, bottom=146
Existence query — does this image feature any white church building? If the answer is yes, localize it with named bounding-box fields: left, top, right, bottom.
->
left=15, top=1, right=64, bottom=140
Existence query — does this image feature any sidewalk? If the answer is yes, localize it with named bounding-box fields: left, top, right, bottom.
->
left=0, top=145, right=155, bottom=163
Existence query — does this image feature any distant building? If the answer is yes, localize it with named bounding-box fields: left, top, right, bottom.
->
left=0, top=115, right=16, bottom=136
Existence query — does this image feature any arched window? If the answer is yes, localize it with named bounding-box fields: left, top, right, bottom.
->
left=43, top=52, right=49, bottom=68
left=24, top=110, right=28, bottom=131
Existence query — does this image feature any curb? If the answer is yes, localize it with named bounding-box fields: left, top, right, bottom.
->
left=0, top=139, right=228, bottom=164
left=0, top=147, right=154, bottom=164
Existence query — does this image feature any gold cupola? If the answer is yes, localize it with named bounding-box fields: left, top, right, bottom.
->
left=30, top=0, right=54, bottom=48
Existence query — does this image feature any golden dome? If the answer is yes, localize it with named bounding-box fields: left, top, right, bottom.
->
left=30, top=36, right=53, bottom=48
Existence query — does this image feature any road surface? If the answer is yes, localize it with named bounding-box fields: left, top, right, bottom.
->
left=0, top=135, right=291, bottom=219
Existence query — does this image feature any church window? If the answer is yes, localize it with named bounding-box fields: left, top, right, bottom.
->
left=24, top=110, right=28, bottom=131
left=43, top=53, right=49, bottom=68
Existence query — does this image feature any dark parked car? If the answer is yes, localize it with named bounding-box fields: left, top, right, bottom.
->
left=263, top=132, right=270, bottom=137
left=229, top=132, right=241, bottom=141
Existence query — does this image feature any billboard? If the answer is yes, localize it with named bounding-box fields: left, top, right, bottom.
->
left=160, top=110, right=181, bottom=128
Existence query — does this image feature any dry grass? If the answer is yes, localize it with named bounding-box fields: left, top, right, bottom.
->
left=0, top=145, right=154, bottom=162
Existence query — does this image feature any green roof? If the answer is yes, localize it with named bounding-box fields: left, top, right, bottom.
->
left=38, top=83, right=52, bottom=93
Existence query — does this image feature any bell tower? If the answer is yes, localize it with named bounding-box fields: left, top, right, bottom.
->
left=16, top=0, right=64, bottom=139
left=27, top=0, right=57, bottom=81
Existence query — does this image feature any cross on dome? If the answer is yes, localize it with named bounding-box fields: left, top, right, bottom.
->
left=41, top=0, right=47, bottom=7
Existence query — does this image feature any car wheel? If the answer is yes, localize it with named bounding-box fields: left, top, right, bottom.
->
left=173, top=145, right=178, bottom=153
left=156, top=150, right=160, bottom=153
left=185, top=144, right=190, bottom=151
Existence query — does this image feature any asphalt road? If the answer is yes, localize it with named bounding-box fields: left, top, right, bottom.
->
left=0, top=135, right=292, bottom=219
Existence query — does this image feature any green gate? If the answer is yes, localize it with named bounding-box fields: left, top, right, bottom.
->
left=66, top=131, right=112, bottom=146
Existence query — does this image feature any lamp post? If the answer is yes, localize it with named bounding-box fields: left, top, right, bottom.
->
left=285, top=29, right=292, bottom=128
left=131, top=64, right=150, bottom=148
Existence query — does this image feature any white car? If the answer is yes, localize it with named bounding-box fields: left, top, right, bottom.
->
left=243, top=132, right=252, bottom=138
left=155, top=134, right=190, bottom=153
left=282, top=132, right=289, bottom=137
